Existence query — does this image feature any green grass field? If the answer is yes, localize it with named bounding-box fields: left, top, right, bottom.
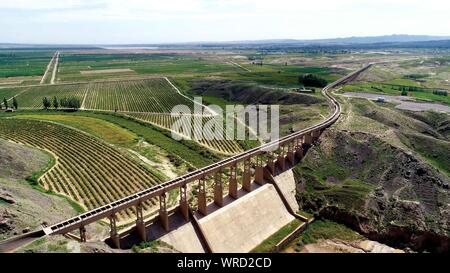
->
left=55, top=52, right=346, bottom=88
left=57, top=53, right=242, bottom=81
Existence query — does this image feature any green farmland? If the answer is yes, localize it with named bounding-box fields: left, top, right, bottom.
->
left=0, top=51, right=52, bottom=78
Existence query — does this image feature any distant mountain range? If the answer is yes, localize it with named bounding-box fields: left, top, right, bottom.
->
left=223, top=34, right=450, bottom=45
left=1, top=34, right=449, bottom=49
left=101, top=34, right=450, bottom=49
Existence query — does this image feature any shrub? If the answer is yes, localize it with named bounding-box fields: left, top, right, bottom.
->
left=433, top=90, right=448, bottom=96
left=299, top=74, right=328, bottom=88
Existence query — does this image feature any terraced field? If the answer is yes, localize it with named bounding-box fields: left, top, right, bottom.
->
left=125, top=113, right=244, bottom=154
left=0, top=118, right=162, bottom=222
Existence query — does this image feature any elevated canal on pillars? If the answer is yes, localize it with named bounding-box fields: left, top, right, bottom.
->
left=0, top=64, right=372, bottom=253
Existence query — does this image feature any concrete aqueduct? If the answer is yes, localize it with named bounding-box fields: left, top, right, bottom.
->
left=0, top=64, right=372, bottom=252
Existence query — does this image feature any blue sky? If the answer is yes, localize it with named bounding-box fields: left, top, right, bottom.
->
left=1, top=0, right=449, bottom=44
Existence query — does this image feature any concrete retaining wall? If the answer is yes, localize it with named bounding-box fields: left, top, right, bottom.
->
left=197, top=184, right=295, bottom=253
left=272, top=169, right=299, bottom=213
left=159, top=221, right=205, bottom=253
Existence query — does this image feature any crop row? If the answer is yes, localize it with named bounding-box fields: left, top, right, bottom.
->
left=83, top=78, right=193, bottom=112
left=17, top=84, right=88, bottom=108
left=12, top=78, right=195, bottom=113
left=0, top=118, right=162, bottom=222
left=8, top=78, right=244, bottom=154
left=124, top=112, right=244, bottom=155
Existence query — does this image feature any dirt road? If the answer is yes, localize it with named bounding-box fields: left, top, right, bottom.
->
left=50, top=52, right=59, bottom=84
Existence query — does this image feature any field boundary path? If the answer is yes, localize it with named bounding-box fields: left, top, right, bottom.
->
left=164, top=77, right=259, bottom=140
left=40, top=51, right=58, bottom=84
left=164, top=77, right=218, bottom=116
left=228, top=60, right=252, bottom=72
left=50, top=52, right=60, bottom=84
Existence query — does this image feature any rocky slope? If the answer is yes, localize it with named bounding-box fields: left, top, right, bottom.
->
left=0, top=139, right=76, bottom=241
left=293, top=130, right=450, bottom=252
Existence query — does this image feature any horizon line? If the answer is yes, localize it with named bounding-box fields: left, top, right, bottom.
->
left=1, top=34, right=450, bottom=46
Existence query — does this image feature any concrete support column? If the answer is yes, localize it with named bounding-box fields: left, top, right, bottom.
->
left=159, top=193, right=169, bottom=232
left=79, top=226, right=86, bottom=243
left=295, top=137, right=304, bottom=158
left=296, top=137, right=301, bottom=149
left=304, top=132, right=312, bottom=145
left=109, top=214, right=120, bottom=249
left=242, top=158, right=252, bottom=192
left=312, top=130, right=320, bottom=141
left=135, top=202, right=146, bottom=242
left=179, top=184, right=189, bottom=221
left=229, top=163, right=238, bottom=199
left=214, top=170, right=224, bottom=207
left=287, top=141, right=295, bottom=165
left=254, top=155, right=265, bottom=185
left=198, top=178, right=208, bottom=216
left=277, top=146, right=286, bottom=171
left=267, top=152, right=275, bottom=175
